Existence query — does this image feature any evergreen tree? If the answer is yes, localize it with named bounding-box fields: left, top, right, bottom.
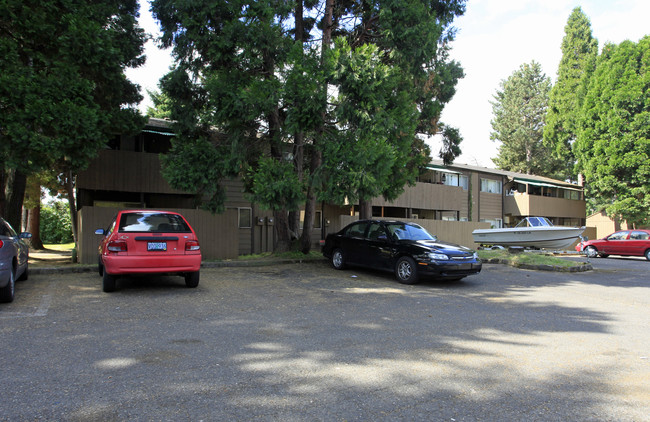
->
left=544, top=7, right=598, bottom=181
left=152, top=0, right=466, bottom=252
left=0, top=0, right=146, bottom=230
left=575, top=37, right=650, bottom=227
left=490, top=61, right=561, bottom=176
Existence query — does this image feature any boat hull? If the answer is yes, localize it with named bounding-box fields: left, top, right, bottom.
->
left=472, top=227, right=586, bottom=250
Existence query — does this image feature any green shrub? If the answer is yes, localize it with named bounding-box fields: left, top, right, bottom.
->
left=40, top=201, right=74, bottom=244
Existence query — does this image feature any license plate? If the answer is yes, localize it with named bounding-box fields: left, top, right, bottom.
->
left=148, top=242, right=167, bottom=251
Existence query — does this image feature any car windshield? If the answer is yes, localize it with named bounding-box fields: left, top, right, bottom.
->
left=386, top=223, right=436, bottom=241
left=118, top=212, right=191, bottom=233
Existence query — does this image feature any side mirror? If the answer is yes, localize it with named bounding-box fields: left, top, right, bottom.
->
left=19, top=232, right=32, bottom=239
left=378, top=234, right=388, bottom=241
left=95, top=229, right=106, bottom=236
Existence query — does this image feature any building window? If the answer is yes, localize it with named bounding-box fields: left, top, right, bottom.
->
left=480, top=178, right=502, bottom=194
left=299, top=210, right=322, bottom=230
left=563, top=189, right=581, bottom=200
left=443, top=174, right=469, bottom=190
left=238, top=208, right=252, bottom=228
left=480, top=218, right=503, bottom=229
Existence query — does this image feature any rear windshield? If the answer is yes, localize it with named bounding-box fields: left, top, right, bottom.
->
left=118, top=212, right=191, bottom=233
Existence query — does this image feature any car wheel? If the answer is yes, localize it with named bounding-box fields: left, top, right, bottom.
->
left=102, top=271, right=116, bottom=293
left=0, top=267, right=15, bottom=303
left=395, top=256, right=419, bottom=285
left=585, top=246, right=599, bottom=258
left=331, top=249, right=346, bottom=270
left=185, top=271, right=200, bottom=288
left=98, top=257, right=104, bottom=277
left=645, top=249, right=650, bottom=261
left=17, top=262, right=28, bottom=281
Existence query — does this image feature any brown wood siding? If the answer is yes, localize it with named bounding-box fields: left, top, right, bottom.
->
left=478, top=192, right=502, bottom=220
left=222, top=178, right=250, bottom=207
left=505, top=195, right=586, bottom=219
left=77, top=150, right=183, bottom=194
left=78, top=206, right=239, bottom=264
left=372, top=182, right=465, bottom=210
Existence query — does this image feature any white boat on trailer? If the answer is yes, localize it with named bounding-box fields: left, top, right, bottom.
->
left=472, top=217, right=586, bottom=250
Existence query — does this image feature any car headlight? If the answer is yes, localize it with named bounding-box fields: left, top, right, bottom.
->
left=428, top=252, right=449, bottom=261
left=473, top=252, right=479, bottom=260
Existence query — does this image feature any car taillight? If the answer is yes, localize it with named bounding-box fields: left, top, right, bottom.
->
left=0, top=240, right=3, bottom=249
left=185, top=240, right=200, bottom=251
left=107, top=240, right=128, bottom=252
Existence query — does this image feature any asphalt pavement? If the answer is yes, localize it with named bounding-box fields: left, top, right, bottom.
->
left=1, top=257, right=648, bottom=421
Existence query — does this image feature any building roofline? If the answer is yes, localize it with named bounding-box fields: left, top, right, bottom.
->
left=429, top=159, right=582, bottom=189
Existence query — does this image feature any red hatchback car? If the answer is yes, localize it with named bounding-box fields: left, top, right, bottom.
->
left=576, top=229, right=650, bottom=261
left=96, top=210, right=202, bottom=292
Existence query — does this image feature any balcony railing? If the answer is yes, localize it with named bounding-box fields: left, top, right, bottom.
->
left=505, top=193, right=585, bottom=219
left=373, top=182, right=465, bottom=210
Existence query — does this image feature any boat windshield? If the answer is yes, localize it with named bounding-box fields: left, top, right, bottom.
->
left=515, top=217, right=553, bottom=228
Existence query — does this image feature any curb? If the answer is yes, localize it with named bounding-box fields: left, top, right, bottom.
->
left=483, top=258, right=592, bottom=272
left=29, top=257, right=592, bottom=275
left=29, top=258, right=328, bottom=275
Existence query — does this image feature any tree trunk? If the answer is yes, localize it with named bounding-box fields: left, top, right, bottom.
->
left=27, top=204, right=44, bottom=249
left=273, top=208, right=291, bottom=253
left=65, top=171, right=78, bottom=245
left=300, top=148, right=322, bottom=253
left=359, top=198, right=372, bottom=220
left=299, top=0, right=333, bottom=253
left=5, top=169, right=27, bottom=232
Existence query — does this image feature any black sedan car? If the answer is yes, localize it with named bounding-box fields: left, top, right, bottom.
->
left=322, top=220, right=482, bottom=284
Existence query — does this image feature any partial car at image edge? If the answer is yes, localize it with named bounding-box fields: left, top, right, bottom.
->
left=323, top=219, right=482, bottom=284
left=0, top=217, right=31, bottom=303
left=576, top=229, right=650, bottom=260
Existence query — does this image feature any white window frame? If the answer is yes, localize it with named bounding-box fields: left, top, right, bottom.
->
left=480, top=178, right=502, bottom=194
left=238, top=207, right=252, bottom=229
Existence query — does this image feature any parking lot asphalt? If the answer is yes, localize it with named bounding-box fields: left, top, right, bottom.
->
left=1, top=258, right=649, bottom=421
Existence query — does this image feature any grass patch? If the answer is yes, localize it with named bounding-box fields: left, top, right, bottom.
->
left=478, top=249, right=582, bottom=268
left=43, top=243, right=75, bottom=252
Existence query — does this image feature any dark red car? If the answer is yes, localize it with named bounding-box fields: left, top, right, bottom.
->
left=96, top=210, right=201, bottom=292
left=576, top=229, right=650, bottom=260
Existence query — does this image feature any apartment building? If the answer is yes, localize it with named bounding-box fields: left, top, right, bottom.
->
left=75, top=119, right=586, bottom=263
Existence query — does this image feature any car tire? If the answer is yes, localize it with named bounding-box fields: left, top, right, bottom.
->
left=395, top=256, right=419, bottom=285
left=645, top=249, right=650, bottom=261
left=17, top=262, right=28, bottom=281
left=331, top=249, right=346, bottom=270
left=185, top=271, right=200, bottom=288
left=585, top=246, right=599, bottom=258
left=0, top=267, right=15, bottom=303
left=102, top=271, right=116, bottom=293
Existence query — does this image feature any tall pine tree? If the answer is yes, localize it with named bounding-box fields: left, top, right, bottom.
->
left=491, top=61, right=561, bottom=176
left=575, top=37, right=650, bottom=227
left=544, top=7, right=598, bottom=181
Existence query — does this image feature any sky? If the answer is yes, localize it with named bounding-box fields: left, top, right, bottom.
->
left=126, top=0, right=650, bottom=168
